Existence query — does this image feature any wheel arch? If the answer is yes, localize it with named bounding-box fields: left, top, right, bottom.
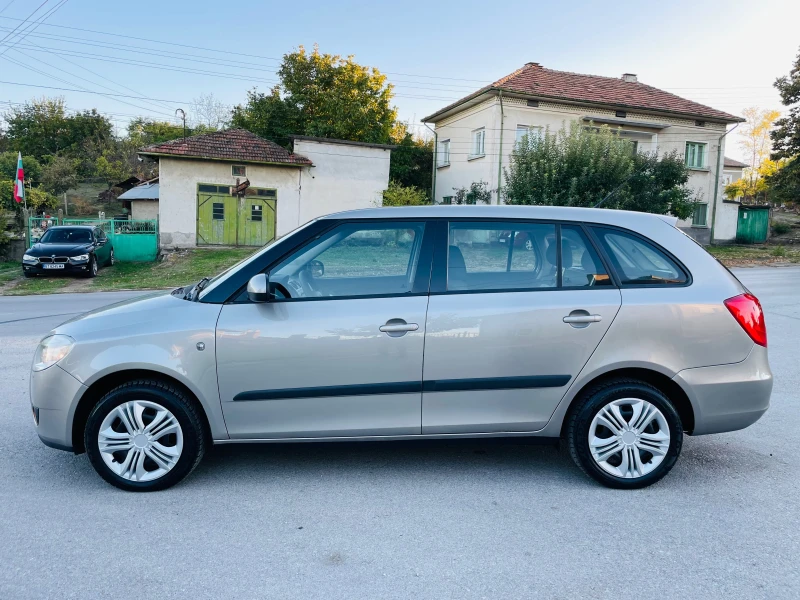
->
left=559, top=367, right=695, bottom=437
left=71, top=369, right=213, bottom=454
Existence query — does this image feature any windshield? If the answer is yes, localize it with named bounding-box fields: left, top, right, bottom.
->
left=197, top=219, right=319, bottom=300
left=39, top=228, right=93, bottom=244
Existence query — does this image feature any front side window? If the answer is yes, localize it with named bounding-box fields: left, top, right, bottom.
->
left=685, top=142, right=707, bottom=169
left=471, top=128, right=485, bottom=157
left=270, top=222, right=426, bottom=299
left=591, top=227, right=688, bottom=285
left=438, top=139, right=451, bottom=166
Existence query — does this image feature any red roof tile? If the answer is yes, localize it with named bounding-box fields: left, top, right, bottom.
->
left=139, top=129, right=312, bottom=166
left=724, top=156, right=748, bottom=168
left=424, top=63, right=743, bottom=123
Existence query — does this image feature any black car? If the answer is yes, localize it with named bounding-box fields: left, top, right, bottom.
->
left=22, top=226, right=114, bottom=278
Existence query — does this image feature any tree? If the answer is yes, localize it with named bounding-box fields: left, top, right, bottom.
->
left=231, top=44, right=397, bottom=147
left=453, top=181, right=492, bottom=205
left=39, top=155, right=78, bottom=195
left=192, top=93, right=230, bottom=129
left=735, top=107, right=781, bottom=202
left=382, top=181, right=429, bottom=206
left=769, top=47, right=800, bottom=204
left=504, top=121, right=695, bottom=217
left=388, top=122, right=433, bottom=198
left=127, top=118, right=186, bottom=146
left=771, top=47, right=800, bottom=160
left=0, top=152, right=42, bottom=184
left=3, top=98, right=112, bottom=161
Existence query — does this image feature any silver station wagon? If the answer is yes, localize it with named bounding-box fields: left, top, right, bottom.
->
left=30, top=206, right=772, bottom=491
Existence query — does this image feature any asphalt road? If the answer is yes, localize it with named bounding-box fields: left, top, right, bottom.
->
left=1, top=270, right=799, bottom=600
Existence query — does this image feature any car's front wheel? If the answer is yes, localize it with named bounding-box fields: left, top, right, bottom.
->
left=566, top=379, right=683, bottom=489
left=84, top=380, right=206, bottom=491
left=83, top=255, right=98, bottom=278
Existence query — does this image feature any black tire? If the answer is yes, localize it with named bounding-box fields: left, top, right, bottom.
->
left=108, top=248, right=115, bottom=267
left=84, top=255, right=98, bottom=278
left=84, top=380, right=206, bottom=492
left=23, top=271, right=34, bottom=278
left=566, top=379, right=683, bottom=489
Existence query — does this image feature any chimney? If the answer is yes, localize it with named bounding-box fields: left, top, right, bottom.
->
left=526, top=62, right=541, bottom=67
left=621, top=73, right=638, bottom=83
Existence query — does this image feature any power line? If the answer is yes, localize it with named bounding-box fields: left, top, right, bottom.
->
left=0, top=79, right=189, bottom=103
left=0, top=0, right=49, bottom=46
left=0, top=0, right=66, bottom=58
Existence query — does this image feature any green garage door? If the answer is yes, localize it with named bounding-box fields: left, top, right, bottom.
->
left=197, top=184, right=276, bottom=246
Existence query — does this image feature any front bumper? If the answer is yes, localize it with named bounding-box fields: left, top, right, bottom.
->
left=30, top=363, right=87, bottom=452
left=23, top=261, right=92, bottom=275
left=674, top=344, right=772, bottom=436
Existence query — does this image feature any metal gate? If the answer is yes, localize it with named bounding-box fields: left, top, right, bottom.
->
left=29, top=217, right=159, bottom=261
left=196, top=184, right=276, bottom=246
left=736, top=206, right=770, bottom=244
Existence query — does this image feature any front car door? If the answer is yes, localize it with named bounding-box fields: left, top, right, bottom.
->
left=422, top=219, right=622, bottom=434
left=216, top=220, right=433, bottom=439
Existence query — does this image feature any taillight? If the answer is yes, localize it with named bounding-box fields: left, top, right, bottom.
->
left=724, top=293, right=767, bottom=347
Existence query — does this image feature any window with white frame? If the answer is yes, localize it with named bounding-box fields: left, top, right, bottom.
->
left=232, top=165, right=246, bottom=177
left=685, top=142, right=707, bottom=169
left=515, top=125, right=543, bottom=146
left=471, top=128, right=485, bottom=157
left=438, top=139, right=451, bottom=166
left=692, top=203, right=708, bottom=227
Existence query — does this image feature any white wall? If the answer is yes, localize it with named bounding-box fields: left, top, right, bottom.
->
left=158, top=157, right=302, bottom=248
left=292, top=139, right=391, bottom=222
left=432, top=96, right=734, bottom=235
left=714, top=201, right=739, bottom=241
left=131, top=200, right=159, bottom=221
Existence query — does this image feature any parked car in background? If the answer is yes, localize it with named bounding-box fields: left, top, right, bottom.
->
left=29, top=206, right=771, bottom=491
left=22, top=225, right=114, bottom=278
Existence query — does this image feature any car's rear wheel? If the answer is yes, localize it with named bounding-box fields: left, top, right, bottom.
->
left=84, top=381, right=206, bottom=491
left=567, top=379, right=683, bottom=489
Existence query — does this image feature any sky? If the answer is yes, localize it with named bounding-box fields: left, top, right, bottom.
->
left=0, top=0, right=798, bottom=162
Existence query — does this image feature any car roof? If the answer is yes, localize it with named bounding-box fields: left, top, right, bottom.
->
left=322, top=205, right=679, bottom=228
left=46, top=225, right=96, bottom=230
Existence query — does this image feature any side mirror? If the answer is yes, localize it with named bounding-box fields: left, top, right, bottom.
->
left=247, top=273, right=270, bottom=303
left=97, top=239, right=106, bottom=246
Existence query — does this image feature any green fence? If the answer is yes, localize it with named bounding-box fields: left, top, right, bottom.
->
left=29, top=217, right=158, bottom=262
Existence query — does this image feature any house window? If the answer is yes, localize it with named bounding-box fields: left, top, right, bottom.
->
left=471, top=128, right=485, bottom=158
left=438, top=139, right=451, bottom=166
left=441, top=196, right=453, bottom=205
left=256, top=189, right=277, bottom=198
left=251, top=204, right=263, bottom=222
left=685, top=142, right=707, bottom=169
left=692, top=203, right=708, bottom=227
left=515, top=125, right=543, bottom=146
left=212, top=202, right=225, bottom=220
left=232, top=165, right=246, bottom=177
left=630, top=140, right=639, bottom=155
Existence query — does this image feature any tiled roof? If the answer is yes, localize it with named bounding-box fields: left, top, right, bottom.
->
left=724, top=156, right=748, bottom=168
left=139, top=129, right=312, bottom=166
left=424, top=63, right=743, bottom=123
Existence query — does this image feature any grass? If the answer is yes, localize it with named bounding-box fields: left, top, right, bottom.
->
left=1, top=248, right=255, bottom=296
left=0, top=261, right=20, bottom=283
left=707, top=244, right=800, bottom=265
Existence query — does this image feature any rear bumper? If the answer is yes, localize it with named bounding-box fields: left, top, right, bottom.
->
left=30, top=363, right=87, bottom=452
left=674, top=345, right=772, bottom=436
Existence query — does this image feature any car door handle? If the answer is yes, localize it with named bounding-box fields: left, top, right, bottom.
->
left=563, top=314, right=602, bottom=324
left=380, top=319, right=419, bottom=336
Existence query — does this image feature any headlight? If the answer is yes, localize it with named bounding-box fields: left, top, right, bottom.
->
left=32, top=335, right=75, bottom=372
left=70, top=254, right=90, bottom=262
left=23, top=254, right=37, bottom=263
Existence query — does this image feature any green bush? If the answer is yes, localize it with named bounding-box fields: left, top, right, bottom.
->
left=382, top=181, right=429, bottom=206
left=771, top=246, right=787, bottom=257
left=772, top=221, right=792, bottom=235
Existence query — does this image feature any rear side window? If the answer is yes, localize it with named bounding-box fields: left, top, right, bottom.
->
left=591, top=227, right=687, bottom=285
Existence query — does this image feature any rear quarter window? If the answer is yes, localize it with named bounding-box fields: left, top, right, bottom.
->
left=590, top=226, right=688, bottom=286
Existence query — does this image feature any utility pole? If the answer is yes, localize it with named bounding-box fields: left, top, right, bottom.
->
left=709, top=123, right=740, bottom=244
left=63, top=192, right=68, bottom=216
left=176, top=108, right=187, bottom=142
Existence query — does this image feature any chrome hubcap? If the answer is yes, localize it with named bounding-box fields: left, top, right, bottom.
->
left=588, top=398, right=670, bottom=479
left=98, top=400, right=183, bottom=482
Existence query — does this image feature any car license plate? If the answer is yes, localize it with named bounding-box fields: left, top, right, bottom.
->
left=43, top=264, right=64, bottom=269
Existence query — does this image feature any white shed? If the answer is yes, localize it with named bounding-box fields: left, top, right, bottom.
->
left=138, top=129, right=392, bottom=249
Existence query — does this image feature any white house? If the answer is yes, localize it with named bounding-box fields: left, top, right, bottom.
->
left=422, top=62, right=745, bottom=243
left=138, top=129, right=392, bottom=248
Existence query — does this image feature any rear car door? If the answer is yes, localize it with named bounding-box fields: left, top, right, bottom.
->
left=422, top=220, right=621, bottom=434
left=216, top=220, right=433, bottom=439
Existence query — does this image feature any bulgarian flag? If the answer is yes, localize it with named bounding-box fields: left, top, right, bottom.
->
left=13, top=152, right=25, bottom=204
